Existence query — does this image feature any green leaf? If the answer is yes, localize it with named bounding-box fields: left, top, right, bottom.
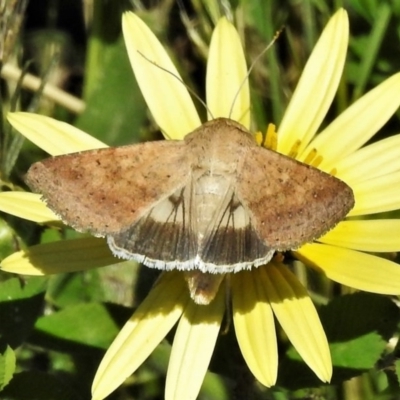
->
left=46, top=261, right=146, bottom=308
left=0, top=276, right=46, bottom=302
left=0, top=219, right=23, bottom=261
left=75, top=37, right=148, bottom=146
left=395, top=359, right=400, bottom=382
left=350, top=3, right=391, bottom=101
left=47, top=271, right=104, bottom=308
left=0, top=277, right=46, bottom=348
left=0, top=345, right=16, bottom=391
left=278, top=292, right=400, bottom=389
left=34, top=302, right=131, bottom=350
left=322, top=293, right=399, bottom=371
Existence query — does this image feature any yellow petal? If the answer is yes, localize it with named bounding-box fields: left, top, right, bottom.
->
left=165, top=287, right=225, bottom=400
left=206, top=17, right=250, bottom=128
left=277, top=9, right=348, bottom=155
left=92, top=272, right=188, bottom=400
left=1, top=238, right=117, bottom=275
left=263, top=262, right=332, bottom=382
left=0, top=192, right=59, bottom=223
left=8, top=112, right=107, bottom=155
left=318, top=220, right=400, bottom=252
left=122, top=12, right=200, bottom=139
left=232, top=270, right=278, bottom=387
left=300, top=73, right=400, bottom=171
left=349, top=170, right=400, bottom=216
left=296, top=243, right=400, bottom=294
left=336, top=134, right=400, bottom=183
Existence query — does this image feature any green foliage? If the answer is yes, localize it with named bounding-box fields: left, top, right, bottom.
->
left=279, top=293, right=400, bottom=390
left=0, top=277, right=46, bottom=348
left=0, top=345, right=16, bottom=391
left=75, top=37, right=149, bottom=146
left=34, top=303, right=127, bottom=350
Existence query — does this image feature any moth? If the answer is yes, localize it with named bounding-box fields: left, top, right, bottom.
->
left=26, top=118, right=354, bottom=304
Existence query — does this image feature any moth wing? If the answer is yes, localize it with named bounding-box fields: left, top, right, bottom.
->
left=236, top=147, right=354, bottom=250
left=108, top=183, right=197, bottom=268
left=199, top=186, right=275, bottom=271
left=26, top=140, right=191, bottom=237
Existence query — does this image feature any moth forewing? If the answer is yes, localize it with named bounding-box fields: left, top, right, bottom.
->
left=26, top=141, right=190, bottom=236
left=236, top=145, right=354, bottom=250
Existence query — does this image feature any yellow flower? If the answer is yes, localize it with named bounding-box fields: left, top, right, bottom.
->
left=1, top=8, right=400, bottom=400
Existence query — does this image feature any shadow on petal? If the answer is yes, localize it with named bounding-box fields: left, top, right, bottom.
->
left=92, top=271, right=189, bottom=400
left=262, top=261, right=332, bottom=383
left=166, top=287, right=225, bottom=400
left=232, top=269, right=278, bottom=387
left=1, top=238, right=118, bottom=275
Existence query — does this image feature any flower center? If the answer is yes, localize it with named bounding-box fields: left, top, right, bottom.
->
left=255, top=123, right=278, bottom=151
left=256, top=124, right=337, bottom=176
left=303, top=148, right=323, bottom=168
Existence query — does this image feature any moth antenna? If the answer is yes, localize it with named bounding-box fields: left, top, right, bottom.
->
left=228, top=26, right=284, bottom=120
left=137, top=50, right=215, bottom=120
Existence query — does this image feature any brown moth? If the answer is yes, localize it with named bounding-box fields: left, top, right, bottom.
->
left=26, top=118, right=354, bottom=304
